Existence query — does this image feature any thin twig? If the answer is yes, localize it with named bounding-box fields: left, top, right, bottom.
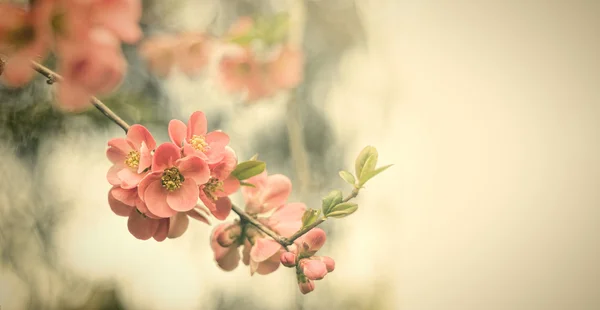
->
left=30, top=61, right=131, bottom=132
left=231, top=204, right=288, bottom=247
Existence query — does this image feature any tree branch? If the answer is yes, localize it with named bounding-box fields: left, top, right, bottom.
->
left=31, top=61, right=131, bottom=133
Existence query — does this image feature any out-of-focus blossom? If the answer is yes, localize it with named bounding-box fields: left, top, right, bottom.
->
left=56, top=27, right=127, bottom=111
left=242, top=171, right=293, bottom=214
left=175, top=32, right=212, bottom=77
left=139, top=35, right=180, bottom=78
left=107, top=124, right=156, bottom=189
left=218, top=47, right=275, bottom=101
left=138, top=142, right=211, bottom=218
left=268, top=45, right=303, bottom=89
left=0, top=2, right=53, bottom=87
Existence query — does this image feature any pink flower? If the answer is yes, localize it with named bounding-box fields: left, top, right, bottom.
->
left=56, top=27, right=127, bottom=111
left=226, top=16, right=254, bottom=38
left=168, top=111, right=230, bottom=164
left=0, top=2, right=52, bottom=87
left=139, top=35, right=179, bottom=78
left=90, top=0, right=142, bottom=44
left=175, top=32, right=211, bottom=77
left=138, top=142, right=211, bottom=218
left=288, top=228, right=335, bottom=293
left=298, top=279, right=315, bottom=295
left=199, top=147, right=240, bottom=220
left=218, top=47, right=274, bottom=102
left=210, top=222, right=243, bottom=271
left=108, top=186, right=169, bottom=241
left=106, top=124, right=156, bottom=189
left=268, top=45, right=303, bottom=90
left=242, top=171, right=293, bottom=214
left=209, top=171, right=305, bottom=275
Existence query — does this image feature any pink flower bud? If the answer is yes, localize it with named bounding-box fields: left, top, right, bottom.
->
left=300, top=259, right=328, bottom=280
left=298, top=279, right=315, bottom=295
left=280, top=252, right=297, bottom=267
left=216, top=223, right=241, bottom=247
left=314, top=256, right=335, bottom=273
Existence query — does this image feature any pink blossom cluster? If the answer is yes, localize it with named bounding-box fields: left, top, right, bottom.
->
left=139, top=16, right=303, bottom=103
left=107, top=111, right=238, bottom=241
left=0, top=0, right=142, bottom=111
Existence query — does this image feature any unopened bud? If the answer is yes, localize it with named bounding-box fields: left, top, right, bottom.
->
left=298, top=279, right=315, bottom=295
left=216, top=223, right=241, bottom=247
left=314, top=256, right=335, bottom=273
left=300, top=259, right=328, bottom=280
left=280, top=252, right=297, bottom=267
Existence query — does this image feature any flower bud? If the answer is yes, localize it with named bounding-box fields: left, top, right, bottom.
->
left=216, top=223, right=241, bottom=247
left=314, top=256, right=335, bottom=273
left=298, top=279, right=315, bottom=295
left=280, top=252, right=297, bottom=267
left=300, top=259, right=328, bottom=280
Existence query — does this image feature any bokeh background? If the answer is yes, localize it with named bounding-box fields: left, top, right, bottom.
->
left=1, top=0, right=600, bottom=309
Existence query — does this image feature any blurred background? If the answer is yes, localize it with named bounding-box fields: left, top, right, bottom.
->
left=1, top=0, right=600, bottom=309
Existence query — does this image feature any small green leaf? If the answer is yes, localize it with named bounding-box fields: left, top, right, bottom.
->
left=239, top=181, right=256, bottom=188
left=359, top=164, right=393, bottom=186
left=302, top=208, right=320, bottom=228
left=321, top=190, right=343, bottom=215
left=229, top=33, right=256, bottom=45
left=338, top=170, right=356, bottom=185
left=231, top=160, right=266, bottom=180
left=359, top=151, right=378, bottom=180
left=326, top=202, right=359, bottom=218
left=355, top=146, right=378, bottom=180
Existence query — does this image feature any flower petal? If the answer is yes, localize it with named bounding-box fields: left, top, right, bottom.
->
left=187, top=111, right=208, bottom=137
left=212, top=196, right=232, bottom=220
left=256, top=174, right=292, bottom=213
left=127, top=124, right=156, bottom=150
left=166, top=179, right=199, bottom=212
left=302, top=259, right=328, bottom=280
left=127, top=209, right=159, bottom=240
left=300, top=228, right=327, bottom=253
left=117, top=168, right=144, bottom=189
left=138, top=141, right=152, bottom=173
left=108, top=188, right=133, bottom=216
left=168, top=212, right=189, bottom=238
left=176, top=156, right=210, bottom=185
left=153, top=218, right=170, bottom=242
left=151, top=142, right=181, bottom=172
left=256, top=258, right=281, bottom=275
left=186, top=209, right=210, bottom=225
left=250, top=238, right=282, bottom=263
left=168, top=119, right=187, bottom=147
left=110, top=186, right=138, bottom=206
left=144, top=180, right=176, bottom=218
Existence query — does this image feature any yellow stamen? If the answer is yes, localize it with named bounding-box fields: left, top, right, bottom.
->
left=161, top=167, right=185, bottom=191
left=124, top=151, right=140, bottom=169
left=203, top=177, right=224, bottom=201
left=190, top=135, right=209, bottom=152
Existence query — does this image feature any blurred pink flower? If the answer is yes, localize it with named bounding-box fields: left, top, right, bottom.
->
left=169, top=111, right=230, bottom=164
left=107, top=124, right=156, bottom=189
left=226, top=16, right=254, bottom=38
left=90, top=0, right=142, bottom=44
left=56, top=27, right=127, bottom=111
left=268, top=45, right=303, bottom=89
left=0, top=2, right=52, bottom=87
left=138, top=142, right=211, bottom=218
left=218, top=47, right=274, bottom=102
left=139, top=35, right=179, bottom=78
left=242, top=171, right=293, bottom=214
left=175, top=32, right=211, bottom=77
left=211, top=222, right=243, bottom=271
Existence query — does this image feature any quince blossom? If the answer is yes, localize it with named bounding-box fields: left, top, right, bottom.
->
left=210, top=171, right=305, bottom=275
left=138, top=142, right=210, bottom=218
left=107, top=124, right=156, bottom=189
left=168, top=111, right=230, bottom=164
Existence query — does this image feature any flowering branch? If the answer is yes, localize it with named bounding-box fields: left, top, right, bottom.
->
left=30, top=61, right=131, bottom=133
left=231, top=204, right=288, bottom=247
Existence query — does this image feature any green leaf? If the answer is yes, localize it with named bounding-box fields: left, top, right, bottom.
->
left=326, top=202, right=359, bottom=218
left=264, top=12, right=289, bottom=45
left=359, top=164, right=393, bottom=186
left=355, top=146, right=378, bottom=180
left=338, top=170, right=356, bottom=185
left=231, top=160, right=266, bottom=180
left=249, top=154, right=259, bottom=161
left=321, top=190, right=343, bottom=215
left=239, top=181, right=256, bottom=188
left=301, top=208, right=321, bottom=228
left=359, top=151, right=378, bottom=180
left=229, top=33, right=256, bottom=45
